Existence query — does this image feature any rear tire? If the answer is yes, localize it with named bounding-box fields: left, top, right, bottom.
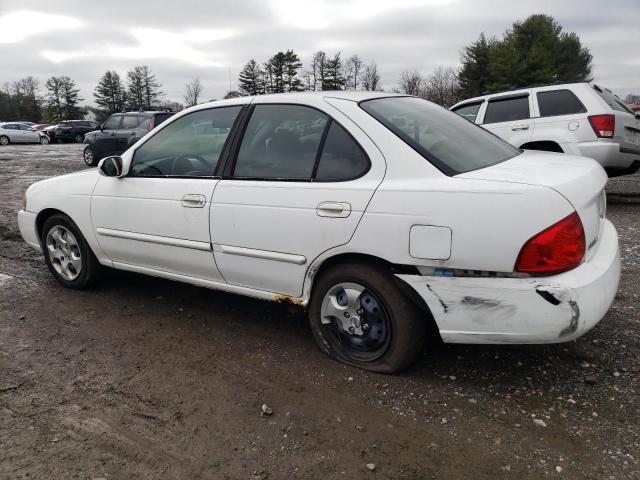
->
left=74, top=133, right=84, bottom=143
left=309, top=262, right=427, bottom=373
left=0, top=135, right=9, bottom=146
left=40, top=214, right=101, bottom=289
left=83, top=146, right=97, bottom=166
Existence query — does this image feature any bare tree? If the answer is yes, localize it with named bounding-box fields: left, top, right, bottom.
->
left=184, top=77, right=204, bottom=107
left=305, top=51, right=326, bottom=91
left=422, top=66, right=461, bottom=107
left=344, top=54, right=364, bottom=90
left=624, top=93, right=640, bottom=105
left=398, top=70, right=424, bottom=96
left=361, top=62, right=381, bottom=91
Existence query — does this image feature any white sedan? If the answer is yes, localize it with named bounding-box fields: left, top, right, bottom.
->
left=18, top=92, right=621, bottom=372
left=0, top=122, right=50, bottom=145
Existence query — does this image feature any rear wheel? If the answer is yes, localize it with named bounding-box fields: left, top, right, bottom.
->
left=83, top=146, right=97, bottom=166
left=0, top=136, right=9, bottom=146
left=74, top=133, right=84, bottom=143
left=309, top=262, right=427, bottom=373
left=41, top=214, right=101, bottom=289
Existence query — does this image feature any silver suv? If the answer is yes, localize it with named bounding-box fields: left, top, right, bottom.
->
left=451, top=82, right=640, bottom=176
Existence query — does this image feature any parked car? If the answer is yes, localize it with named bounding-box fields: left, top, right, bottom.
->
left=42, top=124, right=58, bottom=141
left=18, top=92, right=620, bottom=373
left=54, top=120, right=100, bottom=143
left=0, top=122, right=50, bottom=145
left=450, top=82, right=640, bottom=177
left=83, top=111, right=175, bottom=166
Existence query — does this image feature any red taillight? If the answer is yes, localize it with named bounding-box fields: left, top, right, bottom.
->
left=588, top=114, right=615, bottom=138
left=515, top=212, right=585, bottom=275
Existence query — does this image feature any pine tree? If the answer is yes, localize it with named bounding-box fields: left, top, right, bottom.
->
left=322, top=53, right=345, bottom=90
left=238, top=59, right=265, bottom=96
left=94, top=71, right=125, bottom=119
left=45, top=76, right=82, bottom=121
left=127, top=66, right=163, bottom=110
left=458, top=33, right=493, bottom=97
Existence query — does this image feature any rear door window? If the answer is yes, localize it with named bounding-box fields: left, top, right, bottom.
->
left=537, top=90, right=586, bottom=117
left=483, top=96, right=530, bottom=123
left=233, top=104, right=329, bottom=180
left=122, top=115, right=142, bottom=129
left=452, top=102, right=483, bottom=122
left=315, top=122, right=369, bottom=181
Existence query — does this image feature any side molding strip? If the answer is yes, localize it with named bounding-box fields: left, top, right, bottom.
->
left=213, top=244, right=307, bottom=265
left=96, top=227, right=211, bottom=252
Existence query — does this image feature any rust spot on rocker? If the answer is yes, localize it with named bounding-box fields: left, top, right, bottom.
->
left=273, top=294, right=304, bottom=307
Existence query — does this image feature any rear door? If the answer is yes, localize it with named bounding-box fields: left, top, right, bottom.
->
left=210, top=98, right=384, bottom=296
left=480, top=92, right=534, bottom=147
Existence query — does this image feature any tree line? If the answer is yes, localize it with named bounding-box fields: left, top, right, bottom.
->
left=0, top=15, right=636, bottom=125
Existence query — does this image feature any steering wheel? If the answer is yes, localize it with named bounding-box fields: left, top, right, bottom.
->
left=170, top=154, right=210, bottom=176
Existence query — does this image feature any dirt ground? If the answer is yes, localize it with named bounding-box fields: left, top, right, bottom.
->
left=1, top=143, right=638, bottom=479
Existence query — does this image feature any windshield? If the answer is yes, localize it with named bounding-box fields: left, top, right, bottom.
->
left=360, top=96, right=520, bottom=175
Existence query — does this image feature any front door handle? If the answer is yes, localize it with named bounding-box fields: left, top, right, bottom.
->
left=181, top=194, right=206, bottom=208
left=511, top=125, right=529, bottom=131
left=316, top=201, right=351, bottom=218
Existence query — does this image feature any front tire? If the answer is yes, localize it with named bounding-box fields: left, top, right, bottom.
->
left=74, top=133, right=84, bottom=143
left=0, top=135, right=9, bottom=146
left=40, top=136, right=50, bottom=145
left=40, top=214, right=101, bottom=289
left=309, top=262, right=427, bottom=373
left=83, top=146, right=97, bottom=166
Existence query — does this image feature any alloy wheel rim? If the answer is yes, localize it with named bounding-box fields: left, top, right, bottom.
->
left=84, top=149, right=93, bottom=164
left=0, top=137, right=8, bottom=145
left=46, top=225, right=82, bottom=281
left=320, top=282, right=391, bottom=362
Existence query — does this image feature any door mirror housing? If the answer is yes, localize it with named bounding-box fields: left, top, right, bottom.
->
left=98, top=156, right=125, bottom=178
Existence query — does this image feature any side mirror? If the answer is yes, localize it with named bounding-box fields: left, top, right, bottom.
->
left=98, top=156, right=125, bottom=178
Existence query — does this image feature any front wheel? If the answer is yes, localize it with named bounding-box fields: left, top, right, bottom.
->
left=40, top=136, right=50, bottom=145
left=41, top=214, right=101, bottom=289
left=309, top=262, right=427, bottom=373
left=74, top=133, right=84, bottom=143
left=83, top=146, right=97, bottom=166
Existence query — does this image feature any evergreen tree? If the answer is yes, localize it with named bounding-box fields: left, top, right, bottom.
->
left=459, top=15, right=592, bottom=95
left=45, top=76, right=82, bottom=122
left=94, top=70, right=125, bottom=119
left=322, top=52, right=345, bottom=90
left=238, top=59, right=265, bottom=96
left=127, top=66, right=163, bottom=110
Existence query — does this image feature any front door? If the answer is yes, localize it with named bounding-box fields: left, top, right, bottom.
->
left=94, top=114, right=122, bottom=158
left=91, top=105, right=244, bottom=281
left=211, top=100, right=384, bottom=296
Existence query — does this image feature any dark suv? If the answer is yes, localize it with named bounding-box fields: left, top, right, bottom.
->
left=83, top=111, right=175, bottom=166
left=54, top=120, right=100, bottom=143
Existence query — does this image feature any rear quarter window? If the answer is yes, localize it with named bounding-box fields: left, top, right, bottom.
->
left=483, top=95, right=530, bottom=123
left=536, top=90, right=586, bottom=117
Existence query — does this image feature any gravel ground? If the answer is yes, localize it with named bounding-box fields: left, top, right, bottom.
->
left=1, top=144, right=639, bottom=479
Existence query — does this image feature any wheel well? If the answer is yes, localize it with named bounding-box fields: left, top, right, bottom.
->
left=35, top=208, right=67, bottom=242
left=519, top=141, right=564, bottom=153
left=308, top=253, right=438, bottom=334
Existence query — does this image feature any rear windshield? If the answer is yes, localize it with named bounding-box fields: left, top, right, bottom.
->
left=593, top=86, right=633, bottom=114
left=360, top=96, right=520, bottom=175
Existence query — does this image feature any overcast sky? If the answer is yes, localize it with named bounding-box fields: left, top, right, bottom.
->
left=0, top=0, right=638, bottom=106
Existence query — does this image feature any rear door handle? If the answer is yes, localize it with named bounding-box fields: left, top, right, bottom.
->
left=511, top=125, right=529, bottom=131
left=316, top=201, right=351, bottom=218
left=181, top=194, right=206, bottom=208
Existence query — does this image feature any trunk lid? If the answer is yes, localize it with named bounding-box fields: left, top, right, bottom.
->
left=457, top=150, right=607, bottom=258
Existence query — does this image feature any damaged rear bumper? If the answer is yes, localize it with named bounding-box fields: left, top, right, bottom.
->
left=396, top=220, right=620, bottom=344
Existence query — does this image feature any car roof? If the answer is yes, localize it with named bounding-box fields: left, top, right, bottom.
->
left=452, top=82, right=592, bottom=107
